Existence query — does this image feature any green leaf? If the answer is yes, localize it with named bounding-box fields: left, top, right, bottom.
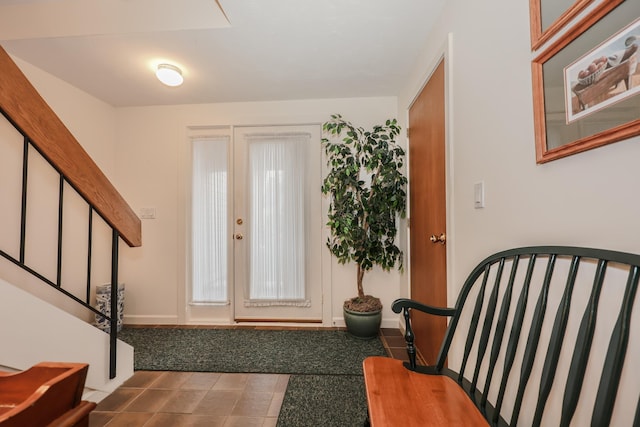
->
left=321, top=114, right=407, bottom=294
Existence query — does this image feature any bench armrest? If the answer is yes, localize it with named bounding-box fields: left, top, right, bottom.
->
left=391, top=298, right=457, bottom=370
left=391, top=298, right=456, bottom=317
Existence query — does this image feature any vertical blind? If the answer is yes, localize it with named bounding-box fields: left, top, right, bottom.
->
left=191, top=136, right=229, bottom=303
left=247, top=133, right=308, bottom=301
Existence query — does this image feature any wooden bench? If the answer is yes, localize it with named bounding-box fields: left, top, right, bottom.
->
left=364, top=246, right=640, bottom=426
left=0, top=362, right=96, bottom=427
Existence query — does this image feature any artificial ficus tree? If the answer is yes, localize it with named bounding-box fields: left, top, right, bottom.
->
left=321, top=114, right=407, bottom=312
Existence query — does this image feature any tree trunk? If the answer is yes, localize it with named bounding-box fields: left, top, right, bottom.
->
left=357, top=263, right=365, bottom=298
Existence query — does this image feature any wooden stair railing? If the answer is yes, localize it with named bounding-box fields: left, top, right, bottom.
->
left=0, top=45, right=141, bottom=379
left=0, top=46, right=140, bottom=247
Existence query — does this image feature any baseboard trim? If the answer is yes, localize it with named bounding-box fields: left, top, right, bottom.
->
left=123, top=315, right=178, bottom=325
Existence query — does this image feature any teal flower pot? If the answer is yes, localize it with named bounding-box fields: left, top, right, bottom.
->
left=343, top=307, right=382, bottom=339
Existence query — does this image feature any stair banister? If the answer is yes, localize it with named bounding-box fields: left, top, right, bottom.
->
left=0, top=45, right=141, bottom=380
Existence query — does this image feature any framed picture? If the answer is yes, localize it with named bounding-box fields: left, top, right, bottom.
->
left=531, top=0, right=640, bottom=164
left=564, top=18, right=640, bottom=124
left=529, top=0, right=594, bottom=50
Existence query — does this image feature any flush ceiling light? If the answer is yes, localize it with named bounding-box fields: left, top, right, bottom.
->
left=156, top=63, right=183, bottom=87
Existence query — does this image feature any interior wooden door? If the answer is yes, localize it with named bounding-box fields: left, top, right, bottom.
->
left=408, top=59, right=447, bottom=366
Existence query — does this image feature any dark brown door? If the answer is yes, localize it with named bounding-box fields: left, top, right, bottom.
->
left=408, top=59, right=447, bottom=366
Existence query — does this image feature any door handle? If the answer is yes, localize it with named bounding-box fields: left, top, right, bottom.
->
left=235, top=233, right=243, bottom=240
left=429, top=233, right=446, bottom=245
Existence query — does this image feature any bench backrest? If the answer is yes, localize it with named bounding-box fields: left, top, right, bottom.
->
left=406, top=246, right=640, bottom=426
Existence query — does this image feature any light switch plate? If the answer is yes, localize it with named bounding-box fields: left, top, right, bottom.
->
left=140, top=207, right=156, bottom=219
left=474, top=182, right=484, bottom=209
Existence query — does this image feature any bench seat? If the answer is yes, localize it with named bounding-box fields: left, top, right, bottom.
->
left=363, top=356, right=487, bottom=426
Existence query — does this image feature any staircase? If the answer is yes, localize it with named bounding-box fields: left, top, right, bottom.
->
left=0, top=278, right=134, bottom=401
left=0, top=45, right=140, bottom=401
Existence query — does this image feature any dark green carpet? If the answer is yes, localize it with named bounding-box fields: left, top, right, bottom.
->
left=118, top=328, right=386, bottom=375
left=118, top=328, right=384, bottom=425
left=276, top=375, right=368, bottom=427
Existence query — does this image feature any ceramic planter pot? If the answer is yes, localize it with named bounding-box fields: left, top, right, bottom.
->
left=343, top=307, right=382, bottom=339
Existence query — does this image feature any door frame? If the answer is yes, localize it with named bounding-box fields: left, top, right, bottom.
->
left=405, top=33, right=457, bottom=307
left=232, top=124, right=324, bottom=323
left=178, top=123, right=332, bottom=326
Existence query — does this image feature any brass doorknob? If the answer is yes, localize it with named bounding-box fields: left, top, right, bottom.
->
left=235, top=233, right=243, bottom=240
left=429, top=233, right=446, bottom=244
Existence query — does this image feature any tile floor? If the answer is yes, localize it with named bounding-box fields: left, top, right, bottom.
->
left=89, top=328, right=409, bottom=427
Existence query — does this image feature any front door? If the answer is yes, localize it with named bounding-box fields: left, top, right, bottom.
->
left=188, top=124, right=322, bottom=324
left=408, top=59, right=448, bottom=365
left=232, top=125, right=323, bottom=322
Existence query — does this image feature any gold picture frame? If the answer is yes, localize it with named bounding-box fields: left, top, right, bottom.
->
left=531, top=0, right=640, bottom=163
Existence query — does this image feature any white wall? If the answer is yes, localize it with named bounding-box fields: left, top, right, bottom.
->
left=11, top=56, right=118, bottom=178
left=398, top=0, right=640, bottom=295
left=394, top=1, right=640, bottom=422
left=8, top=0, right=639, bottom=337
left=398, top=0, right=640, bottom=346
left=0, top=278, right=134, bottom=398
left=3, top=54, right=408, bottom=329
left=114, top=97, right=405, bottom=327
left=0, top=58, right=133, bottom=395
left=3, top=0, right=640, bottom=419
left=0, top=56, right=119, bottom=319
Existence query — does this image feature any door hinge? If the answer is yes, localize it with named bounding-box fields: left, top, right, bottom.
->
left=406, top=128, right=410, bottom=138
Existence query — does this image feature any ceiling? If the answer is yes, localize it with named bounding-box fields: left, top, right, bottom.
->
left=0, top=0, right=445, bottom=107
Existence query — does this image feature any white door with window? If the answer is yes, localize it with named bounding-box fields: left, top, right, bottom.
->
left=189, top=125, right=322, bottom=323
